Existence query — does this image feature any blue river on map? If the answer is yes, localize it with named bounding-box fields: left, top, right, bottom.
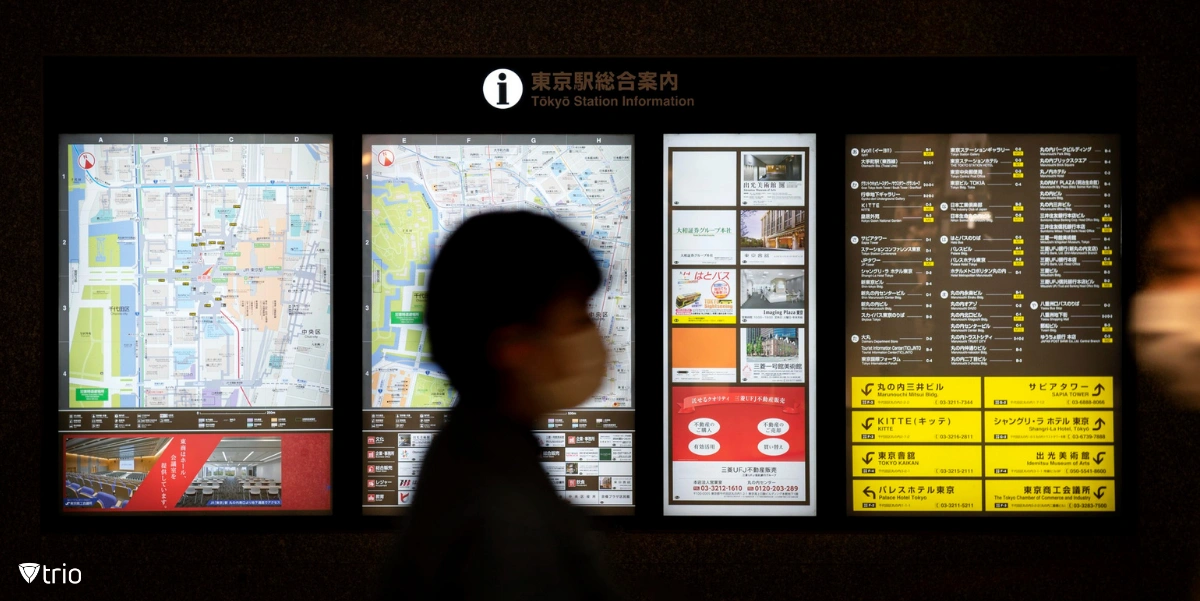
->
left=68, top=146, right=85, bottom=264
left=119, top=284, right=137, bottom=406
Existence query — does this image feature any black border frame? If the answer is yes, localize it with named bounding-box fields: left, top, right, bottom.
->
left=41, top=55, right=1137, bottom=535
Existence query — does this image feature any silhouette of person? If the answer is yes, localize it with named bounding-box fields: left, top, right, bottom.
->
left=1133, top=184, right=1200, bottom=404
left=380, top=211, right=622, bottom=601
left=1130, top=180, right=1200, bottom=598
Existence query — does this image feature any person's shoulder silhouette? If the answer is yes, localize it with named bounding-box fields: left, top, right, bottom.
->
left=380, top=210, right=622, bottom=601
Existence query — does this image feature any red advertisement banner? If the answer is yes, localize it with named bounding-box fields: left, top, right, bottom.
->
left=671, top=386, right=806, bottom=462
left=62, top=433, right=330, bottom=512
left=676, top=391, right=801, bottom=414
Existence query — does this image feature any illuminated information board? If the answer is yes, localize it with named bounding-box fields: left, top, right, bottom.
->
left=663, top=134, right=817, bottom=516
left=846, top=134, right=1121, bottom=515
left=57, top=134, right=333, bottom=514
left=362, top=134, right=634, bottom=515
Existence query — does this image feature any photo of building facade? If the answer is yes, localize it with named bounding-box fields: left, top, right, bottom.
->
left=744, top=327, right=799, bottom=358
left=760, top=210, right=806, bottom=250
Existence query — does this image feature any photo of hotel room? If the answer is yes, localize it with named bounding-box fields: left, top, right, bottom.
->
left=64, top=437, right=171, bottom=509
left=176, top=437, right=282, bottom=507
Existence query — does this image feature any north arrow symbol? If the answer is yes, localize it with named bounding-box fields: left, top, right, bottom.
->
left=1093, top=418, right=1107, bottom=431
left=1093, top=452, right=1106, bottom=465
left=1093, top=383, right=1106, bottom=396
left=862, top=417, right=875, bottom=430
left=863, top=487, right=876, bottom=499
left=1094, top=486, right=1107, bottom=500
left=862, top=452, right=875, bottom=465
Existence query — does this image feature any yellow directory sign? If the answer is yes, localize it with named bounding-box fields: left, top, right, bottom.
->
left=846, top=133, right=1124, bottom=515
left=985, top=480, right=1115, bottom=512
left=854, top=479, right=982, bottom=511
left=851, top=377, right=980, bottom=408
left=986, top=445, right=1114, bottom=478
left=853, top=410, right=982, bottom=443
left=853, top=445, right=982, bottom=478
left=985, top=376, right=1113, bottom=408
left=985, top=410, right=1114, bottom=443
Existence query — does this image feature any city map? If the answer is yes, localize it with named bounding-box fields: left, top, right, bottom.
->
left=66, top=138, right=332, bottom=409
left=369, top=142, right=632, bottom=409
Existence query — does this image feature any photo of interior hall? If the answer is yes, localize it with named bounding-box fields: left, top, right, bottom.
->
left=177, top=437, right=283, bottom=507
left=742, top=153, right=802, bottom=181
left=740, top=269, right=805, bottom=309
left=64, top=437, right=171, bottom=509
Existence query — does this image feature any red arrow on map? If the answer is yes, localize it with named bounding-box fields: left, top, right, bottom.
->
left=78, top=152, right=95, bottom=170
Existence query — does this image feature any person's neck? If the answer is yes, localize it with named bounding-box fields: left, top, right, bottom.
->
left=493, top=379, right=543, bottom=424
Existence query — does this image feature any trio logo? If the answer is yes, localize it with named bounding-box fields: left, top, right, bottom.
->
left=483, top=69, right=523, bottom=109
left=19, top=563, right=81, bottom=584
left=18, top=564, right=37, bottom=583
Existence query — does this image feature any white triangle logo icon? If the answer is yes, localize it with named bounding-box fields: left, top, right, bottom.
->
left=19, top=563, right=40, bottom=583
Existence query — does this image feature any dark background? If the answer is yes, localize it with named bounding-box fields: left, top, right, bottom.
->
left=7, top=1, right=1200, bottom=599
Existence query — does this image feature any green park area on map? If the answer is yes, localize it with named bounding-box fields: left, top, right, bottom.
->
left=413, top=374, right=453, bottom=407
left=371, top=181, right=433, bottom=357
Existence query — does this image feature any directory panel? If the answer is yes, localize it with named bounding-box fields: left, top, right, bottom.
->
left=58, top=134, right=333, bottom=514
left=362, top=134, right=635, bottom=514
left=846, top=134, right=1121, bottom=514
left=664, top=134, right=817, bottom=516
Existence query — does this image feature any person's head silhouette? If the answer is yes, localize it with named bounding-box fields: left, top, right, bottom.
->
left=426, top=211, right=609, bottom=420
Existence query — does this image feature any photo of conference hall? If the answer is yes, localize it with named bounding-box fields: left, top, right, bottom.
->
left=176, top=437, right=283, bottom=507
left=65, top=437, right=170, bottom=509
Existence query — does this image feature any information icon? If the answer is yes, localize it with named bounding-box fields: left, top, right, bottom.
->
left=483, top=68, right=523, bottom=109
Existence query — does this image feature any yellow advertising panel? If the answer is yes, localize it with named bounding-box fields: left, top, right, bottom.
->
left=985, top=410, right=1113, bottom=443
left=986, top=445, right=1115, bottom=478
left=852, top=445, right=981, bottom=478
left=853, top=479, right=982, bottom=511
left=852, top=410, right=981, bottom=443
left=985, top=376, right=1114, bottom=408
left=851, top=377, right=981, bottom=408
left=985, top=480, right=1115, bottom=512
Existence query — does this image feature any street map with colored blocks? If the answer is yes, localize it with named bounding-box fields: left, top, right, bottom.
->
left=369, top=143, right=633, bottom=409
left=67, top=140, right=332, bottom=408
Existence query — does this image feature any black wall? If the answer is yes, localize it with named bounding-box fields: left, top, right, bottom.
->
left=6, top=1, right=1200, bottom=600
